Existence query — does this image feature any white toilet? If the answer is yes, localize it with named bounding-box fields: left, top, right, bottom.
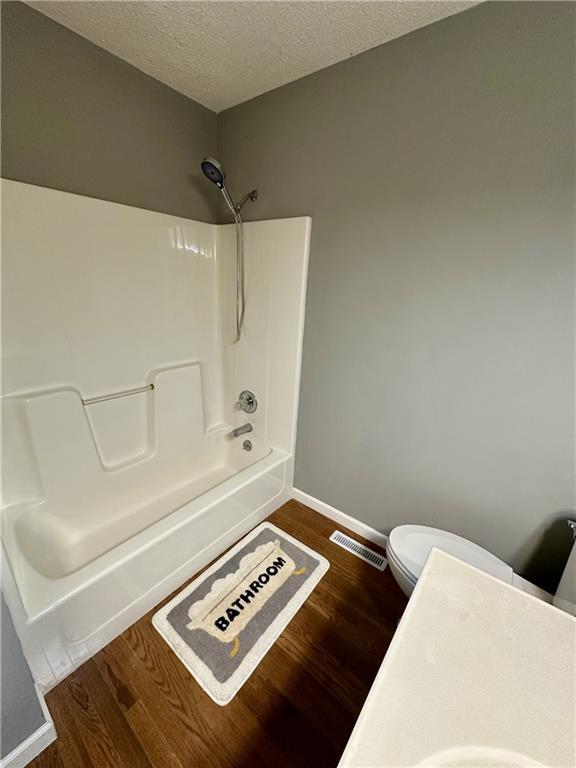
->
left=387, top=523, right=576, bottom=614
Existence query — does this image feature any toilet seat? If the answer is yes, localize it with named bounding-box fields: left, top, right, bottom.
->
left=387, top=525, right=513, bottom=585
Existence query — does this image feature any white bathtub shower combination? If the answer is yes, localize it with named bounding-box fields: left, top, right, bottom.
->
left=1, top=179, right=311, bottom=689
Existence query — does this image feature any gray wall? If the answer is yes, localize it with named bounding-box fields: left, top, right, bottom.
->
left=220, top=2, right=576, bottom=589
left=1, top=595, right=46, bottom=758
left=1, top=1, right=219, bottom=221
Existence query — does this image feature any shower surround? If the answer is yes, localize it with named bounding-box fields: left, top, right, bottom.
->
left=1, top=179, right=311, bottom=689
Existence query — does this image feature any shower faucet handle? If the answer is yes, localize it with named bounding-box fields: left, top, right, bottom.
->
left=235, top=390, right=258, bottom=414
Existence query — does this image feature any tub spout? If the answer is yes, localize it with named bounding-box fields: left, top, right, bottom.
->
left=228, top=423, right=253, bottom=439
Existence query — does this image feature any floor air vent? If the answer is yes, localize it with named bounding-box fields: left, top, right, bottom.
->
left=329, top=530, right=387, bottom=571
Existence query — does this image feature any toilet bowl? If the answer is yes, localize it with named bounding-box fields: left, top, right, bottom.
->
left=387, top=525, right=513, bottom=598
left=387, top=523, right=576, bottom=615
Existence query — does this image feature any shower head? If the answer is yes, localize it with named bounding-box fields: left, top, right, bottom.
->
left=201, top=157, right=225, bottom=190
left=201, top=156, right=237, bottom=217
left=200, top=157, right=258, bottom=217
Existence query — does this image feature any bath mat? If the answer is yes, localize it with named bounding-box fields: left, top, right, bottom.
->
left=152, top=522, right=329, bottom=705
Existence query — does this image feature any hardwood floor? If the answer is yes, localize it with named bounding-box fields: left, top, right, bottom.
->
left=30, top=500, right=407, bottom=768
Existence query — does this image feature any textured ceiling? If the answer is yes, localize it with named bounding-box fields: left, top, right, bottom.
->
left=27, top=1, right=480, bottom=113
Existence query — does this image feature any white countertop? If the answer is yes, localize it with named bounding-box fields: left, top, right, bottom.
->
left=339, top=549, right=576, bottom=768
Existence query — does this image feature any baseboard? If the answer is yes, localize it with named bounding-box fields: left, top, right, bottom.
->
left=0, top=686, right=56, bottom=768
left=292, top=489, right=388, bottom=549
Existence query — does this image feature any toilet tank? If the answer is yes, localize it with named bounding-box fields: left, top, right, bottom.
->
left=553, top=526, right=576, bottom=616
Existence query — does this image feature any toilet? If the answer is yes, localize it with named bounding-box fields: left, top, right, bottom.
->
left=387, top=523, right=576, bottom=615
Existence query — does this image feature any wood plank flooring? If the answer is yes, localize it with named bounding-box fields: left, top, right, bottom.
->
left=29, top=500, right=407, bottom=768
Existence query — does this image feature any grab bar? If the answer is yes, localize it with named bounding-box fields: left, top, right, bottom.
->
left=82, top=384, right=154, bottom=406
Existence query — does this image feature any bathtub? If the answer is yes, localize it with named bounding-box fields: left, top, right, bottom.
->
left=2, top=448, right=293, bottom=690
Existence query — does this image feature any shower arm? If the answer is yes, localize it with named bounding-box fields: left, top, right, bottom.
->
left=234, top=189, right=258, bottom=214
left=221, top=186, right=258, bottom=215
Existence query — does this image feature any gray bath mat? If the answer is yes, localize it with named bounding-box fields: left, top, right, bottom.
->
left=152, top=522, right=329, bottom=705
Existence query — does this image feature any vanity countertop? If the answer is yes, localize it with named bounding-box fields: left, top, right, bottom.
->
left=338, top=548, right=576, bottom=768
